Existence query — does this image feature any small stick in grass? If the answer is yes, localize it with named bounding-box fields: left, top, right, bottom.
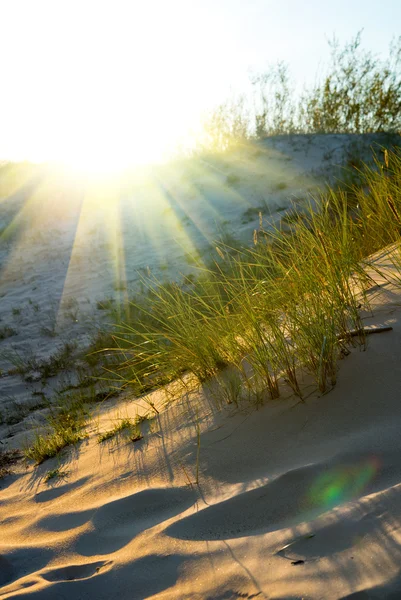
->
left=338, top=326, right=393, bottom=340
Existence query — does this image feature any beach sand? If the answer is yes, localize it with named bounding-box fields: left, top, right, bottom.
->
left=1, top=134, right=400, bottom=599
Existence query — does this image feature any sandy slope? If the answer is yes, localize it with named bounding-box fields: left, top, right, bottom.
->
left=1, top=133, right=401, bottom=599
left=0, top=256, right=401, bottom=599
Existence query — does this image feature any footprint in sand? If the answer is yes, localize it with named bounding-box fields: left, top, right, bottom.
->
left=8, top=554, right=189, bottom=600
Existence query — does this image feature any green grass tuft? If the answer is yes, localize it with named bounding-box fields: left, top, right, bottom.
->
left=45, top=467, right=70, bottom=482
left=24, top=429, right=85, bottom=464
left=0, top=326, right=17, bottom=340
left=98, top=414, right=150, bottom=444
left=226, top=173, right=241, bottom=186
left=23, top=399, right=88, bottom=464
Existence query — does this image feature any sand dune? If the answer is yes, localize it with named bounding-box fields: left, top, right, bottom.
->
left=2, top=135, right=401, bottom=598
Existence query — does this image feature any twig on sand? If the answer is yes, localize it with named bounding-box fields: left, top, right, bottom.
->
left=276, top=534, right=315, bottom=559
left=338, top=325, right=393, bottom=341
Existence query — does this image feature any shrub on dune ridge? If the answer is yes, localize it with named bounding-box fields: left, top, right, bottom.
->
left=197, top=33, right=401, bottom=152
left=298, top=33, right=401, bottom=135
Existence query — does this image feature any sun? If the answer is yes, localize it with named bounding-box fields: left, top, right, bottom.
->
left=52, top=129, right=169, bottom=176
left=29, top=88, right=195, bottom=175
left=0, top=1, right=236, bottom=176
left=39, top=89, right=196, bottom=175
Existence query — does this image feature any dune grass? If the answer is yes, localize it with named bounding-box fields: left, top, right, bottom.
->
left=23, top=398, right=88, bottom=464
left=1, top=340, right=77, bottom=380
left=97, top=414, right=150, bottom=444
left=44, top=467, right=70, bottom=482
left=102, top=148, right=401, bottom=403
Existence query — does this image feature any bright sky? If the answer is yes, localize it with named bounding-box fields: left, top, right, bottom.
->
left=1, top=0, right=400, bottom=170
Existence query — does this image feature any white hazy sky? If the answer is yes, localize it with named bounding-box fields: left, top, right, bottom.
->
left=1, top=0, right=400, bottom=167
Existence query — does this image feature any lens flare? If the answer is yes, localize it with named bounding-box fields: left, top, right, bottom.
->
left=307, top=457, right=380, bottom=510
